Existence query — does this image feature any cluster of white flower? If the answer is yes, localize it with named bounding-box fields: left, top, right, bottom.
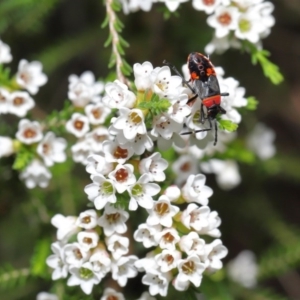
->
left=119, top=0, right=275, bottom=54
left=46, top=152, right=227, bottom=296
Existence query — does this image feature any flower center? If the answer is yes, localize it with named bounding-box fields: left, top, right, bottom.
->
left=132, top=183, right=143, bottom=196
left=23, top=128, right=37, bottom=139
left=79, top=267, right=93, bottom=279
left=74, top=120, right=84, bottom=130
left=154, top=202, right=169, bottom=216
left=180, top=162, right=191, bottom=172
left=239, top=18, right=251, bottom=32
left=162, top=232, right=175, bottom=243
left=93, top=133, right=107, bottom=143
left=101, top=181, right=114, bottom=194
left=203, top=0, right=215, bottom=5
left=20, top=72, right=31, bottom=83
left=42, top=143, right=50, bottom=154
left=92, top=108, right=102, bottom=119
left=107, top=295, right=118, bottom=300
left=0, top=92, right=6, bottom=102
left=83, top=237, right=93, bottom=245
left=82, top=216, right=91, bottom=224
left=217, top=12, right=232, bottom=26
left=115, top=168, right=129, bottom=183
left=73, top=248, right=83, bottom=260
left=129, top=111, right=142, bottom=125
left=13, top=97, right=24, bottom=106
left=182, top=260, right=195, bottom=274
left=106, top=213, right=120, bottom=223
left=164, top=254, right=174, bottom=265
left=113, top=146, right=128, bottom=159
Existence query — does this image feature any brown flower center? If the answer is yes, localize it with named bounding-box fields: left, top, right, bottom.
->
left=113, top=146, right=128, bottom=159
left=23, top=129, right=37, bottom=139
left=154, top=202, right=169, bottom=216
left=115, top=168, right=129, bottom=183
left=217, top=12, right=232, bottom=25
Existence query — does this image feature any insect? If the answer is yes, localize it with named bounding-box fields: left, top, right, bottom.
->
left=163, top=52, right=228, bottom=145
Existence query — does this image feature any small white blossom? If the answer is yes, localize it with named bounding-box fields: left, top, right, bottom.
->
left=128, top=173, right=160, bottom=211
left=227, top=250, right=258, bottom=288
left=205, top=239, right=228, bottom=272
left=68, top=71, right=104, bottom=106
left=102, top=140, right=134, bottom=165
left=76, top=209, right=98, bottom=229
left=8, top=91, right=34, bottom=117
left=111, top=255, right=138, bottom=287
left=139, top=152, right=168, bottom=182
left=147, top=195, right=180, bottom=227
left=16, top=59, right=47, bottom=95
left=134, top=223, right=161, bottom=248
left=37, top=132, right=67, bottom=167
left=66, top=113, right=90, bottom=138
left=123, top=132, right=154, bottom=155
left=51, top=214, right=78, bottom=242
left=16, top=119, right=43, bottom=145
left=134, top=61, right=154, bottom=91
left=71, top=140, right=92, bottom=165
left=89, top=249, right=111, bottom=279
left=247, top=123, right=276, bottom=160
left=182, top=174, right=213, bottom=205
left=46, top=242, right=68, bottom=280
left=98, top=204, right=129, bottom=236
left=192, top=0, right=222, bottom=14
left=63, top=242, right=90, bottom=267
left=0, top=39, right=12, bottom=64
left=179, top=232, right=206, bottom=257
left=100, top=287, right=125, bottom=300
left=155, top=249, right=181, bottom=272
left=77, top=230, right=99, bottom=251
left=85, top=102, right=111, bottom=125
left=158, top=0, right=188, bottom=13
left=20, top=159, right=51, bottom=189
left=67, top=262, right=101, bottom=295
left=164, top=185, right=181, bottom=202
left=102, top=80, right=136, bottom=109
left=85, top=154, right=113, bottom=176
left=142, top=268, right=171, bottom=297
left=106, top=234, right=129, bottom=260
left=108, top=164, right=136, bottom=193
left=155, top=227, right=180, bottom=250
left=0, top=88, right=10, bottom=114
left=0, top=136, right=14, bottom=157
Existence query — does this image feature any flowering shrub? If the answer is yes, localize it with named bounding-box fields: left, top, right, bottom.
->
left=0, top=0, right=285, bottom=299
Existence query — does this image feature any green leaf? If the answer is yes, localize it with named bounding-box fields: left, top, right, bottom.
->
left=104, top=33, right=112, bottom=47
left=246, top=96, right=259, bottom=110
left=101, top=15, right=109, bottom=28
left=12, top=146, right=36, bottom=171
left=218, top=119, right=238, bottom=132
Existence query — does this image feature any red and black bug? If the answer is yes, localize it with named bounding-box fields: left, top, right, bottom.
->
left=163, top=52, right=228, bottom=145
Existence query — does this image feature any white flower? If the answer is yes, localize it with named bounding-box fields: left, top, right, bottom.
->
left=66, top=113, right=90, bottom=138
left=111, top=255, right=138, bottom=287
left=142, top=269, right=171, bottom=297
left=207, top=6, right=240, bottom=38
left=227, top=250, right=258, bottom=288
left=85, top=154, right=113, bottom=176
left=134, top=223, right=161, bottom=248
left=168, top=93, right=192, bottom=124
left=0, top=88, right=10, bottom=114
left=164, top=185, right=181, bottom=202
left=36, top=292, right=58, bottom=300
left=135, top=254, right=157, bottom=272
left=85, top=175, right=117, bottom=210
left=46, top=242, right=68, bottom=280
left=98, top=204, right=129, bottom=236
left=76, top=209, right=98, bottom=229
left=158, top=0, right=188, bottom=12
left=205, top=35, right=241, bottom=55
left=37, top=132, right=67, bottom=167
left=51, top=214, right=78, bottom=242
left=8, top=91, right=34, bottom=117
left=247, top=123, right=276, bottom=160
left=108, top=164, right=136, bottom=193
left=102, top=140, right=134, bottom=164
left=172, top=154, right=199, bottom=186
left=147, top=195, right=180, bottom=227
left=68, top=71, right=104, bottom=107
left=67, top=262, right=101, bottom=295
left=139, top=152, right=168, bottom=182
left=20, top=159, right=51, bottom=189
left=176, top=255, right=206, bottom=288
left=106, top=234, right=129, bottom=260
left=128, top=174, right=160, bottom=211
left=102, top=80, right=136, bottom=109
left=63, top=242, right=90, bottom=267
left=155, top=227, right=180, bottom=250
left=0, top=136, right=14, bottom=157
left=16, top=59, right=47, bottom=95
left=111, top=107, right=147, bottom=140
left=71, top=140, right=92, bottom=165
left=134, top=61, right=154, bottom=91
left=192, top=0, right=222, bottom=14
left=0, top=39, right=12, bottom=64
left=182, top=174, right=213, bottom=206
left=155, top=249, right=181, bottom=272
left=122, top=133, right=154, bottom=155
left=205, top=239, right=228, bottom=272
left=89, top=249, right=111, bottom=278
left=179, top=232, right=206, bottom=257
left=85, top=102, right=111, bottom=125
left=181, top=204, right=221, bottom=237
left=77, top=230, right=99, bottom=251
left=100, top=288, right=125, bottom=300
left=16, top=119, right=43, bottom=144
left=201, top=159, right=241, bottom=190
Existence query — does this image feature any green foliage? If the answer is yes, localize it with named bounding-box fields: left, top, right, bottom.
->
left=246, top=96, right=259, bottom=110
left=12, top=144, right=36, bottom=171
left=0, top=65, right=17, bottom=90
left=0, top=264, right=30, bottom=291
left=30, top=238, right=52, bottom=278
left=218, top=119, right=238, bottom=132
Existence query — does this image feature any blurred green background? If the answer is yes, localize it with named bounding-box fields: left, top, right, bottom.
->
left=0, top=0, right=300, bottom=299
